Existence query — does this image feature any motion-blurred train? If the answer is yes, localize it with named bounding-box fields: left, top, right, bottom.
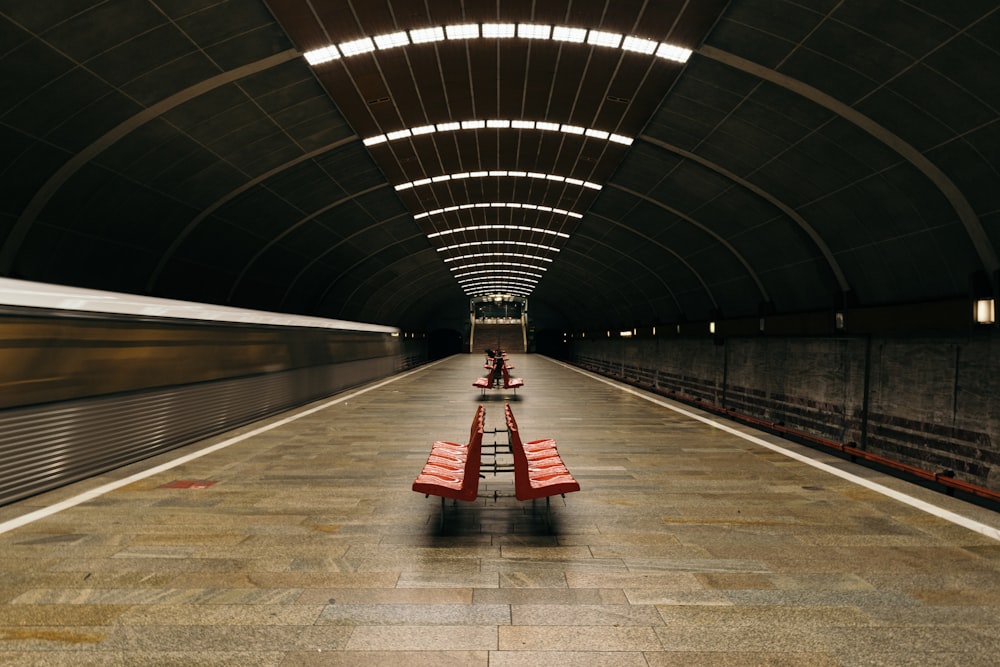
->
left=0, top=278, right=422, bottom=506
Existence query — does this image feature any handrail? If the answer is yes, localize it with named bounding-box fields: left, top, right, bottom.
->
left=576, top=362, right=1000, bottom=505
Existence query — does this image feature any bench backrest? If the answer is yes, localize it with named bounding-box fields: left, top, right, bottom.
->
left=468, top=404, right=485, bottom=442
left=504, top=404, right=528, bottom=475
left=463, top=410, right=485, bottom=498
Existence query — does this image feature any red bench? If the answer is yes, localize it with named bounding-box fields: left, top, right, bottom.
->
left=504, top=404, right=579, bottom=502
left=412, top=405, right=485, bottom=508
left=501, top=363, right=523, bottom=391
left=474, top=356, right=523, bottom=393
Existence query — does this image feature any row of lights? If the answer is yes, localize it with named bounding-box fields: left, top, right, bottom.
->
left=428, top=225, right=569, bottom=240
left=436, top=240, right=561, bottom=253
left=303, top=23, right=693, bottom=66
left=396, top=170, right=603, bottom=192
left=450, top=262, right=547, bottom=272
left=460, top=276, right=538, bottom=287
left=465, top=284, right=532, bottom=297
left=364, top=119, right=633, bottom=147
left=415, top=202, right=583, bottom=220
left=579, top=299, right=1000, bottom=337
left=443, top=252, right=553, bottom=263
left=303, top=25, right=690, bottom=299
left=455, top=270, right=543, bottom=281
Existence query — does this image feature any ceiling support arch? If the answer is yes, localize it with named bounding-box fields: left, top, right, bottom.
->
left=148, top=134, right=359, bottom=293
left=279, top=213, right=413, bottom=308
left=607, top=184, right=771, bottom=305
left=0, top=49, right=301, bottom=275
left=226, top=183, right=390, bottom=303
left=638, top=134, right=850, bottom=292
left=697, top=44, right=1000, bottom=282
left=588, top=211, right=719, bottom=314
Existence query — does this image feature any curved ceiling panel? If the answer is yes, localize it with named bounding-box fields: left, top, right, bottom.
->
left=1, top=1, right=997, bottom=333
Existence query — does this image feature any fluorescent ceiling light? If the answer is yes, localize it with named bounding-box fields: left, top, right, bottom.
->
left=443, top=253, right=554, bottom=263
left=482, top=23, right=516, bottom=38
left=411, top=125, right=436, bottom=135
left=511, top=120, right=535, bottom=129
left=396, top=171, right=599, bottom=192
left=609, top=133, right=633, bottom=145
left=304, top=29, right=694, bottom=74
left=427, top=224, right=568, bottom=239
left=410, top=27, right=445, bottom=43
left=536, top=121, right=560, bottom=131
left=622, top=36, right=657, bottom=54
left=436, top=121, right=461, bottom=131
left=487, top=119, right=511, bottom=128
left=552, top=26, right=587, bottom=43
left=446, top=24, right=480, bottom=39
left=587, top=31, right=622, bottom=48
left=303, top=45, right=340, bottom=65
left=518, top=24, right=552, bottom=39
left=560, top=124, right=585, bottom=135
left=338, top=37, right=376, bottom=56
left=450, top=262, right=547, bottom=272
left=374, top=32, right=410, bottom=49
left=585, top=128, right=610, bottom=139
left=461, top=120, right=486, bottom=129
left=436, top=241, right=561, bottom=252
left=657, top=43, right=692, bottom=63
left=362, top=135, right=387, bottom=146
left=453, top=269, right=543, bottom=278
left=417, top=203, right=583, bottom=218
left=386, top=129, right=412, bottom=140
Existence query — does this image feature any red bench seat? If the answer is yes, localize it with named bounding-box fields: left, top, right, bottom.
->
left=504, top=404, right=579, bottom=501
left=413, top=405, right=485, bottom=502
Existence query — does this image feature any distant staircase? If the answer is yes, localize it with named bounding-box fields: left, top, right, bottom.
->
left=471, top=320, right=525, bottom=354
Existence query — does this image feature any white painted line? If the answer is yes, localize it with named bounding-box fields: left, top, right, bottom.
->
left=0, top=359, right=445, bottom=536
left=552, top=358, right=1000, bottom=543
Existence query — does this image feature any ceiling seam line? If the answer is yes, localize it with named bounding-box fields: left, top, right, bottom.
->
left=697, top=44, right=999, bottom=279
left=638, top=133, right=849, bottom=293
left=0, top=48, right=301, bottom=275
left=608, top=183, right=770, bottom=305
left=147, top=134, right=359, bottom=292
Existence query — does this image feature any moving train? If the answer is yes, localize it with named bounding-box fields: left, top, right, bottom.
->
left=0, top=278, right=420, bottom=506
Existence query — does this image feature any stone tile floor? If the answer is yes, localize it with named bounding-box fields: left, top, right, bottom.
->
left=1, top=354, right=999, bottom=665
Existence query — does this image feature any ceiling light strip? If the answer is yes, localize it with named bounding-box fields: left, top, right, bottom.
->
left=363, top=119, right=632, bottom=147
left=436, top=241, right=561, bottom=252
left=466, top=288, right=532, bottom=297
left=454, top=269, right=544, bottom=279
left=443, top=253, right=554, bottom=263
left=450, top=262, right=547, bottom=272
left=427, top=225, right=569, bottom=240
left=415, top=203, right=583, bottom=220
left=303, top=24, right=693, bottom=65
left=396, top=171, right=602, bottom=192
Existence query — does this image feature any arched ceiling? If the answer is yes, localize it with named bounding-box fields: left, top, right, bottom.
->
left=1, top=1, right=998, bottom=332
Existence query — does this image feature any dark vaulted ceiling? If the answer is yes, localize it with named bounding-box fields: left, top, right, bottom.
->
left=1, top=0, right=998, bottom=332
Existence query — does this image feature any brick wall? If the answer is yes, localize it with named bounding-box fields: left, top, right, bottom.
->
left=569, top=332, right=1000, bottom=491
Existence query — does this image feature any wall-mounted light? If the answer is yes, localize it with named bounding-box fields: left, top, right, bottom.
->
left=975, top=298, right=995, bottom=324
left=835, top=311, right=846, bottom=331
left=708, top=321, right=716, bottom=334
left=620, top=330, right=632, bottom=338
left=759, top=318, right=765, bottom=333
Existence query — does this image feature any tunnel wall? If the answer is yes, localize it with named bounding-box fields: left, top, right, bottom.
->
left=0, top=310, right=427, bottom=506
left=569, top=332, right=1000, bottom=492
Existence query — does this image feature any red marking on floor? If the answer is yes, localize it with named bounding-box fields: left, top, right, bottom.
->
left=160, top=480, right=217, bottom=489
